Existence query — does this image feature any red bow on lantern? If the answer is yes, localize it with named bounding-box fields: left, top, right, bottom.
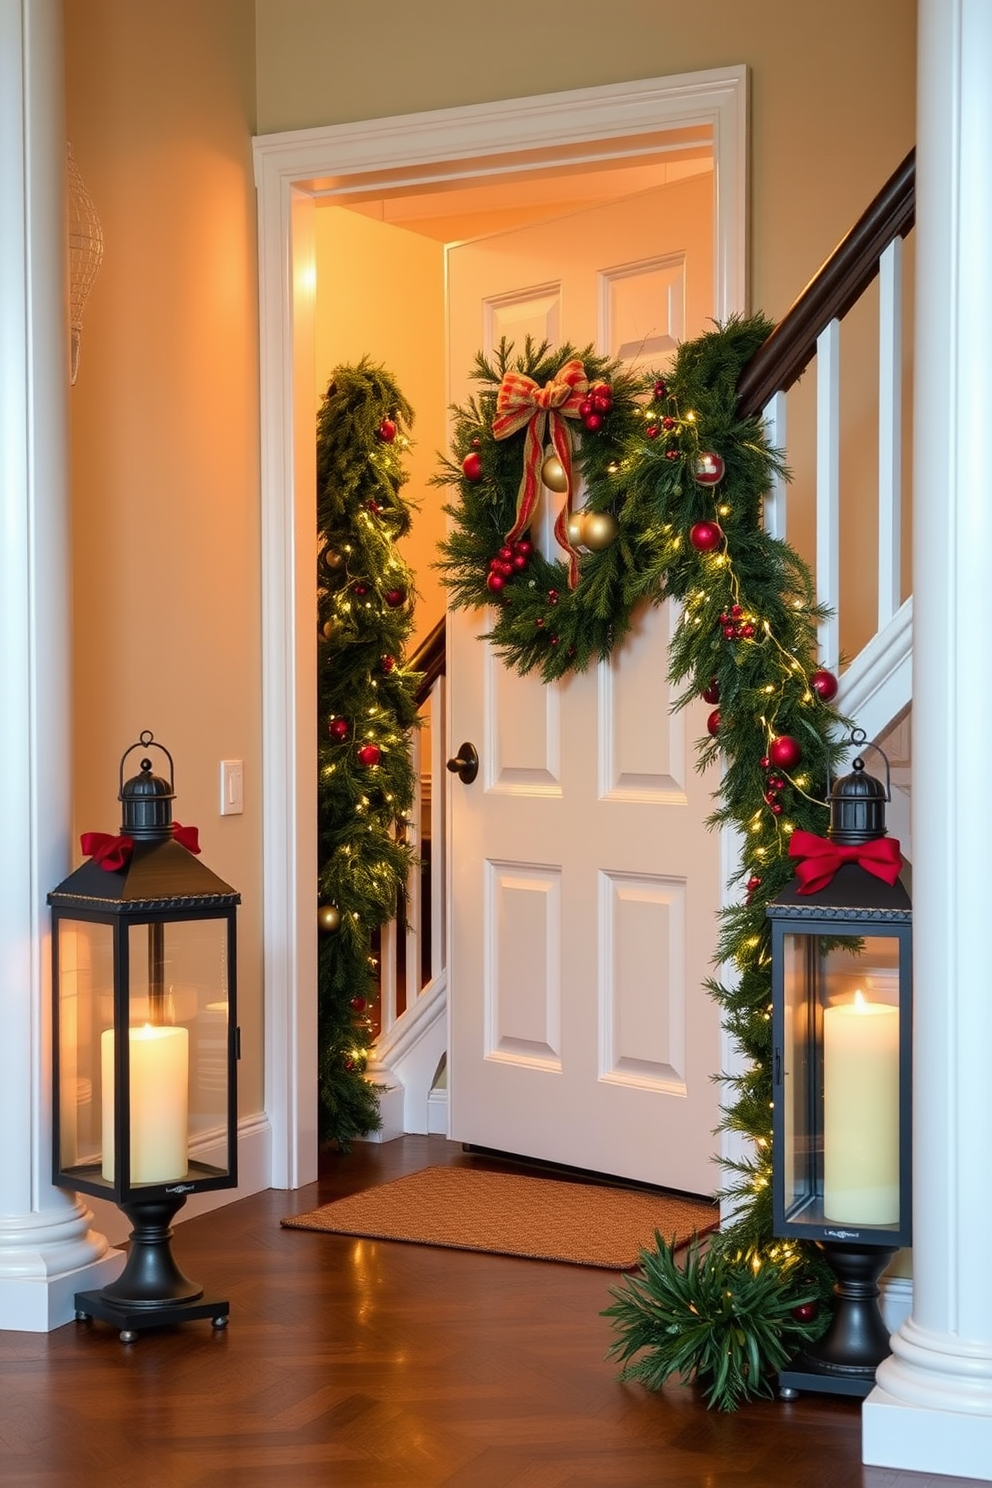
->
left=80, top=823, right=202, bottom=873
left=492, top=359, right=588, bottom=586
left=788, top=829, right=903, bottom=895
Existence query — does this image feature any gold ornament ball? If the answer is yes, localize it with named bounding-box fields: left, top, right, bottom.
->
left=317, top=904, right=341, bottom=933
left=566, top=510, right=587, bottom=547
left=582, top=511, right=619, bottom=551
left=541, top=452, right=569, bottom=493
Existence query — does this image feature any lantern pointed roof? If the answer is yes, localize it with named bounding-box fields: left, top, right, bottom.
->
left=49, top=838, right=240, bottom=913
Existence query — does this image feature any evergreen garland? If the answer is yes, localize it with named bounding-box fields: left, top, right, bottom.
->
left=603, top=1237, right=829, bottom=1412
left=316, top=361, right=421, bottom=1146
left=438, top=316, right=853, bottom=1403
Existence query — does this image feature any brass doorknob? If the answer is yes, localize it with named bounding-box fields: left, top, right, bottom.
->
left=446, top=742, right=479, bottom=785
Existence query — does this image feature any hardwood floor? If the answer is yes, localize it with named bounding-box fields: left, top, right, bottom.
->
left=0, top=1136, right=982, bottom=1488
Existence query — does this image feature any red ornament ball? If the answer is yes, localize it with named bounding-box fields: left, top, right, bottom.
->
left=665, top=448, right=681, bottom=461
left=747, top=875, right=762, bottom=893
left=384, top=587, right=406, bottom=608
left=702, top=678, right=720, bottom=704
left=792, top=1302, right=818, bottom=1324
left=768, top=734, right=802, bottom=770
left=689, top=520, right=724, bottom=553
left=381, top=655, right=396, bottom=674
left=694, top=450, right=726, bottom=485
left=707, top=709, right=721, bottom=738
left=811, top=668, right=839, bottom=702
left=582, top=412, right=604, bottom=433
left=377, top=418, right=397, bottom=443
left=662, top=416, right=676, bottom=430
left=515, top=539, right=534, bottom=558
left=356, top=743, right=381, bottom=767
left=486, top=571, right=506, bottom=595
left=653, top=379, right=668, bottom=400
left=461, top=451, right=483, bottom=483
left=328, top=717, right=350, bottom=741
left=645, top=424, right=660, bottom=440
left=349, top=996, right=367, bottom=1012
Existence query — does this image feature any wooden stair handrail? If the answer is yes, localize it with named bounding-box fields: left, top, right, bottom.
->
left=410, top=616, right=446, bottom=707
left=737, top=148, right=915, bottom=418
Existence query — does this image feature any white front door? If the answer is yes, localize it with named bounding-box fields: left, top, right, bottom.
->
left=446, top=174, right=723, bottom=1194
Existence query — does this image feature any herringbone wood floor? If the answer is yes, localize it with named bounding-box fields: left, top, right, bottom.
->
left=0, top=1136, right=982, bottom=1488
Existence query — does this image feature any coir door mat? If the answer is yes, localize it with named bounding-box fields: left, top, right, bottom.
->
left=281, top=1165, right=718, bottom=1270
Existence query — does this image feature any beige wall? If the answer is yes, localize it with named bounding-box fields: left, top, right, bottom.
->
left=64, top=0, right=264, bottom=1113
left=313, top=207, right=447, bottom=650
left=255, top=0, right=917, bottom=329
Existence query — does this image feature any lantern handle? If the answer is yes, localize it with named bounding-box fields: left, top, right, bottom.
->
left=832, top=726, right=892, bottom=802
left=118, top=730, right=176, bottom=797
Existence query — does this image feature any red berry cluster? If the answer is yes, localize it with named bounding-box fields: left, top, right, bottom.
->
left=578, top=380, right=612, bottom=433
left=719, top=604, right=756, bottom=641
left=486, top=538, right=533, bottom=595
left=745, top=873, right=763, bottom=902
left=762, top=764, right=789, bottom=815
left=645, top=380, right=677, bottom=441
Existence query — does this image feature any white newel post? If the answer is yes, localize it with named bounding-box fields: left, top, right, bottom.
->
left=0, top=0, right=122, bottom=1330
left=862, top=0, right=992, bottom=1477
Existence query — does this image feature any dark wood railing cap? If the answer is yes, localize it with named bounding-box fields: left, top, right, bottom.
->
left=737, top=148, right=915, bottom=418
left=410, top=616, right=446, bottom=707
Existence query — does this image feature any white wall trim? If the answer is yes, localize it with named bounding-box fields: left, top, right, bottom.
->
left=252, top=67, right=748, bottom=1190
left=367, top=971, right=448, bottom=1136
left=835, top=596, right=913, bottom=745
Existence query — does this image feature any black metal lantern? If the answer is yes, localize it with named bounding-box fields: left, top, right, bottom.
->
left=49, top=732, right=240, bottom=1341
left=766, top=729, right=911, bottom=1399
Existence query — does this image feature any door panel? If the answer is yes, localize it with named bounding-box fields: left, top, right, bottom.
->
left=446, top=172, right=722, bottom=1192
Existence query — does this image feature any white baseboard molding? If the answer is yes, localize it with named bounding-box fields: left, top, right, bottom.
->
left=84, top=1112, right=273, bottom=1248
left=353, top=1084, right=406, bottom=1144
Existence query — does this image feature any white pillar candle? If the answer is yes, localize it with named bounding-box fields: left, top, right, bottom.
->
left=101, top=1026, right=189, bottom=1184
left=823, top=991, right=900, bottom=1224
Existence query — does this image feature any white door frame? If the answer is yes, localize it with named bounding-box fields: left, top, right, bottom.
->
left=252, top=67, right=749, bottom=1189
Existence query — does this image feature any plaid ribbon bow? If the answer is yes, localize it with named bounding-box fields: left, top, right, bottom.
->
left=492, top=359, right=588, bottom=587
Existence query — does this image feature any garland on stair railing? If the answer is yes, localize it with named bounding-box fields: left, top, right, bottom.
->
left=437, top=315, right=850, bottom=1408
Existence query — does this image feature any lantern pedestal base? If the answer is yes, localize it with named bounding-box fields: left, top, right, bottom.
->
left=73, top=1289, right=230, bottom=1343
left=72, top=1196, right=229, bottom=1341
left=779, top=1242, right=896, bottom=1401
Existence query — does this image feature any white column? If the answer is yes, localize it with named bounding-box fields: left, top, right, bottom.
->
left=862, top=1, right=992, bottom=1477
left=0, top=0, right=121, bottom=1330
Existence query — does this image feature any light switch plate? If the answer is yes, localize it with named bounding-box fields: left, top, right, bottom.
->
left=220, top=759, right=244, bottom=816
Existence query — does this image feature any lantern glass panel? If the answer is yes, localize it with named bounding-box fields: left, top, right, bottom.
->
left=120, top=917, right=232, bottom=1187
left=781, top=931, right=903, bottom=1232
left=56, top=917, right=115, bottom=1181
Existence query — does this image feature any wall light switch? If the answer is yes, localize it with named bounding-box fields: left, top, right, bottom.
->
left=220, top=759, right=244, bottom=816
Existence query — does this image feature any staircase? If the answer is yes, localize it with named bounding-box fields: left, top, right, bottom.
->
left=370, top=150, right=917, bottom=1131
